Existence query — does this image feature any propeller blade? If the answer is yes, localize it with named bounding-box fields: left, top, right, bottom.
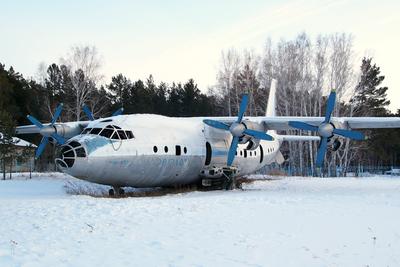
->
left=289, top=121, right=318, bottom=132
left=227, top=136, right=240, bottom=166
left=244, top=129, right=273, bottom=141
left=83, top=105, right=95, bottom=121
left=35, top=137, right=49, bottom=159
left=237, top=94, right=249, bottom=123
left=333, top=128, right=365, bottom=140
left=316, top=137, right=328, bottom=167
left=203, top=119, right=230, bottom=131
left=27, top=115, right=44, bottom=129
left=51, top=103, right=64, bottom=124
left=112, top=107, right=124, bottom=117
left=51, top=133, right=65, bottom=145
left=324, top=90, right=336, bottom=123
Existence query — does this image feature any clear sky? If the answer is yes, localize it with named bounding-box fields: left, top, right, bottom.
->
left=1, top=0, right=399, bottom=111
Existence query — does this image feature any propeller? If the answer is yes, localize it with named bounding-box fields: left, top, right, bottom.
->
left=288, top=90, right=365, bottom=168
left=26, top=104, right=66, bottom=159
left=82, top=105, right=124, bottom=121
left=203, top=94, right=273, bottom=166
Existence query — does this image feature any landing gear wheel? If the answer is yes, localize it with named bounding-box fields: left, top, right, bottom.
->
left=109, top=188, right=115, bottom=196
left=109, top=187, right=125, bottom=197
left=118, top=188, right=125, bottom=195
left=223, top=176, right=237, bottom=190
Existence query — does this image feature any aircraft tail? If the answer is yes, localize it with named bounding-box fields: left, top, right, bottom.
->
left=265, top=79, right=277, bottom=117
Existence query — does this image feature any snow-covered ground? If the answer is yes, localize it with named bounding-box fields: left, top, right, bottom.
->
left=1, top=173, right=400, bottom=267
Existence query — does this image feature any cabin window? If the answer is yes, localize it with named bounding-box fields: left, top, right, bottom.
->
left=244, top=150, right=247, bottom=158
left=205, top=142, right=211, bottom=166
left=259, top=145, right=264, bottom=163
left=240, top=151, right=243, bottom=156
left=164, top=146, right=168, bottom=153
left=254, top=151, right=257, bottom=156
left=153, top=146, right=158, bottom=153
left=250, top=151, right=253, bottom=157
left=183, top=147, right=187, bottom=154
left=175, top=145, right=181, bottom=156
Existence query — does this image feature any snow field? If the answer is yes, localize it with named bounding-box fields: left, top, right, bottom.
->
left=0, top=174, right=400, bottom=266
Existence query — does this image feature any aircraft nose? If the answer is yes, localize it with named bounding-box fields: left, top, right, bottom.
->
left=55, top=140, right=87, bottom=169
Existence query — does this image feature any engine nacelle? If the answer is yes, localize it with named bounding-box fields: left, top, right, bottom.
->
left=53, top=123, right=84, bottom=139
left=239, top=120, right=265, bottom=151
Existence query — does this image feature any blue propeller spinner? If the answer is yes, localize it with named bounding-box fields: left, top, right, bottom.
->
left=82, top=105, right=124, bottom=121
left=288, top=90, right=365, bottom=168
left=27, top=104, right=66, bottom=159
left=203, top=94, right=274, bottom=166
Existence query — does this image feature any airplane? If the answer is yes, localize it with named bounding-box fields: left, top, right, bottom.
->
left=16, top=80, right=400, bottom=195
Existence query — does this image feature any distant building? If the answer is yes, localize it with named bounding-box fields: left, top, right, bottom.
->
left=0, top=134, right=36, bottom=173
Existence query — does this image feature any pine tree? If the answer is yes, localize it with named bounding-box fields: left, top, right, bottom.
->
left=351, top=57, right=395, bottom=166
left=351, top=57, right=390, bottom=116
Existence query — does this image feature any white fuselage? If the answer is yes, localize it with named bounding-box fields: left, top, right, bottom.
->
left=56, top=114, right=280, bottom=187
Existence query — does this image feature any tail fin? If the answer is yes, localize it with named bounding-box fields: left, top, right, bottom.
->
left=266, top=79, right=277, bottom=117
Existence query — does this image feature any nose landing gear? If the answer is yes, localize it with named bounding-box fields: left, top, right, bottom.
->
left=109, top=186, right=125, bottom=197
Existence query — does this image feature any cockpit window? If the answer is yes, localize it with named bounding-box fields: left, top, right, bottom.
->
left=118, top=130, right=127, bottom=140
left=126, top=131, right=134, bottom=139
left=99, top=128, right=114, bottom=138
left=82, top=124, right=134, bottom=140
left=82, top=128, right=92, bottom=134
left=90, top=128, right=102, bottom=135
left=111, top=132, right=119, bottom=140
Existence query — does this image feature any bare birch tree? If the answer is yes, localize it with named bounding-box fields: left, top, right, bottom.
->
left=217, top=49, right=240, bottom=116
left=60, top=45, right=104, bottom=120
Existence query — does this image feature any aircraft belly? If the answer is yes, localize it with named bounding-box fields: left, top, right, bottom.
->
left=85, top=155, right=203, bottom=187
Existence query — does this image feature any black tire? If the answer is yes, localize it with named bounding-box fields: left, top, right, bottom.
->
left=118, top=188, right=125, bottom=195
left=109, top=188, right=115, bottom=196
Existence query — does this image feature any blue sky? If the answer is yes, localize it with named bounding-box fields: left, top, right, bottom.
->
left=1, top=0, right=399, bottom=111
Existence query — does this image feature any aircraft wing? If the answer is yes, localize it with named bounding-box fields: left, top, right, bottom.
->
left=249, top=116, right=400, bottom=130
left=208, top=116, right=400, bottom=131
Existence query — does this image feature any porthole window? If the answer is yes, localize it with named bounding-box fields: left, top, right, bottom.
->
left=184, top=147, right=187, bottom=154
left=153, top=146, right=158, bottom=153
left=240, top=151, right=243, bottom=156
left=250, top=151, right=253, bottom=156
left=164, top=146, right=168, bottom=153
left=254, top=151, right=257, bottom=156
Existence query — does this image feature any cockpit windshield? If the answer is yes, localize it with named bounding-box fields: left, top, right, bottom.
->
left=82, top=125, right=134, bottom=140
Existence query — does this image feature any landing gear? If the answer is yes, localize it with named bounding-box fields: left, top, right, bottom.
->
left=200, top=166, right=239, bottom=190
left=109, top=186, right=125, bottom=197
left=332, top=139, right=341, bottom=151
